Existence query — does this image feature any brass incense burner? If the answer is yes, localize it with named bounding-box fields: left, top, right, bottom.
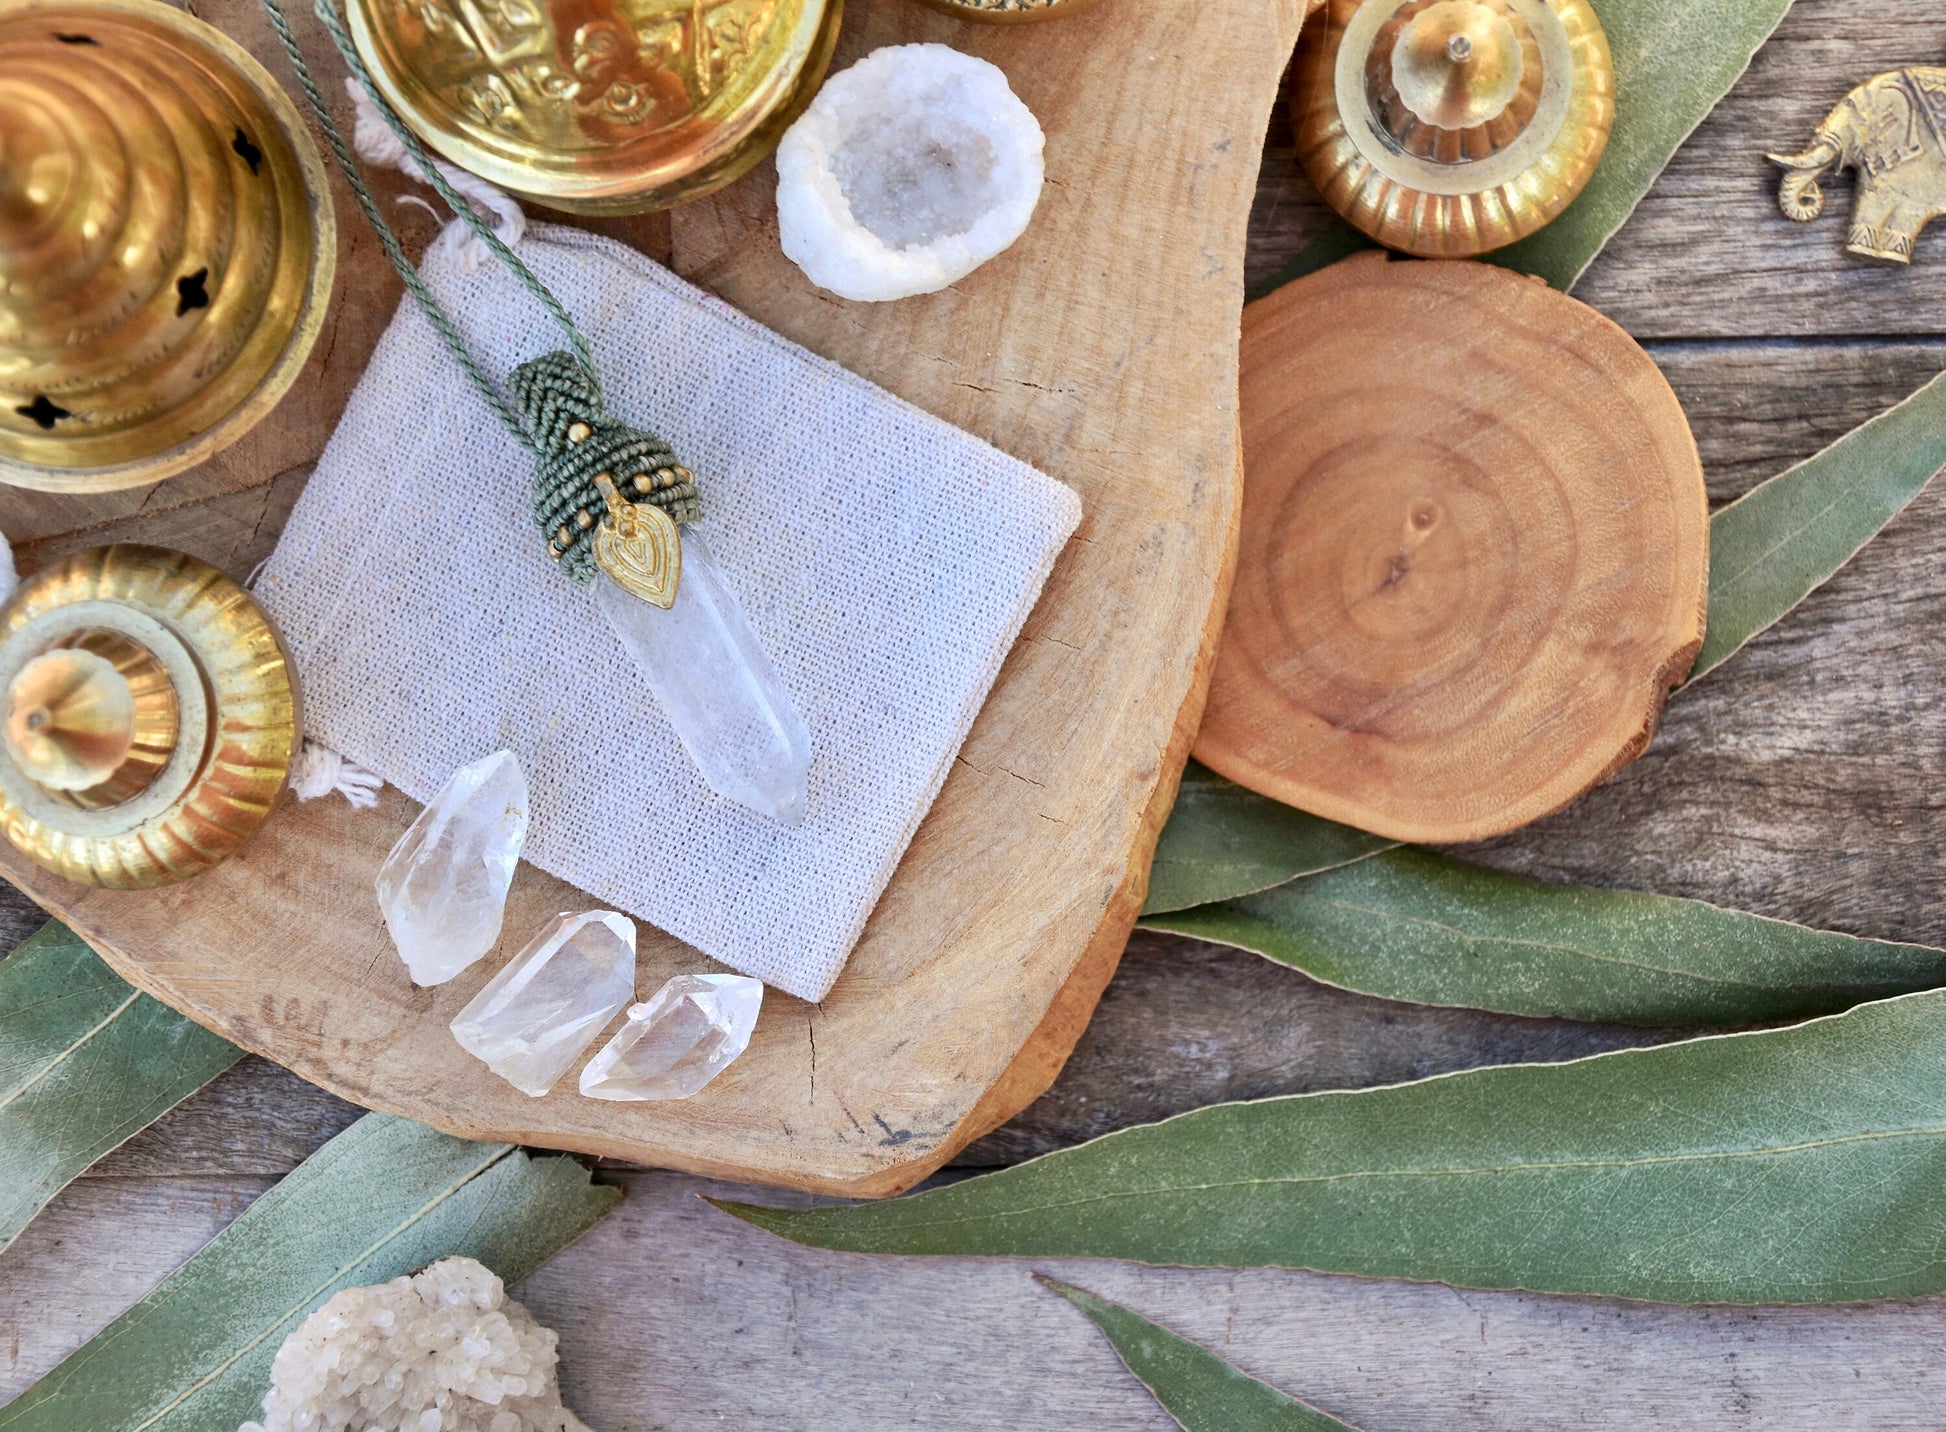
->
left=1294, top=0, right=1614, bottom=257
left=345, top=0, right=843, bottom=214
left=0, top=0, right=337, bottom=492
left=0, top=547, right=300, bottom=888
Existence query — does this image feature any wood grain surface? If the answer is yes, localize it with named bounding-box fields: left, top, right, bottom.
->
left=10, top=0, right=1946, bottom=1427
left=0, top=0, right=1296, bottom=1198
left=1197, top=254, right=1709, bottom=843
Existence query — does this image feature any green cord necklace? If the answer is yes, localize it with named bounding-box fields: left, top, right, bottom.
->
left=261, top=0, right=694, bottom=608
left=259, top=0, right=815, bottom=824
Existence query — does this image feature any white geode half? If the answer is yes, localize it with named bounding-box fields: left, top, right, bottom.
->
left=776, top=43, right=1045, bottom=302
left=238, top=1257, right=587, bottom=1432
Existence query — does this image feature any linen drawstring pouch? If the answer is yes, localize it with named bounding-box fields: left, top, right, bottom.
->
left=259, top=221, right=1080, bottom=1002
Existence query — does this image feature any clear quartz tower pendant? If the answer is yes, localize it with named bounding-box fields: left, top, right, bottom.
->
left=510, top=353, right=810, bottom=825
left=594, top=525, right=812, bottom=826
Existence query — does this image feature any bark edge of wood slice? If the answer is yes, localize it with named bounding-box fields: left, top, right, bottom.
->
left=0, top=0, right=1300, bottom=1197
left=1195, top=252, right=1708, bottom=845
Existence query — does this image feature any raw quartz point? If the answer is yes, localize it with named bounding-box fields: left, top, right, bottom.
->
left=594, top=525, right=811, bottom=825
left=376, top=750, right=529, bottom=987
left=580, top=972, right=764, bottom=1101
left=451, top=911, right=636, bottom=1096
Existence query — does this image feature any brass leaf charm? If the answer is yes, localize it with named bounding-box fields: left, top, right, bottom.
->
left=592, top=473, right=682, bottom=608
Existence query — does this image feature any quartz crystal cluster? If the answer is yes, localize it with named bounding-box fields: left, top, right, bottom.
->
left=581, top=972, right=764, bottom=1100
left=776, top=44, right=1046, bottom=301
left=595, top=526, right=811, bottom=825
left=377, top=751, right=529, bottom=986
left=238, top=1256, right=586, bottom=1432
left=451, top=910, right=636, bottom=1096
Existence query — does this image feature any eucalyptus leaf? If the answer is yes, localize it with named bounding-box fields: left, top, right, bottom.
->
left=1695, top=372, right=1946, bottom=678
left=1144, top=764, right=1396, bottom=915
left=0, top=922, right=240, bottom=1256
left=721, top=988, right=1946, bottom=1303
left=1146, top=847, right=1946, bottom=1026
left=0, top=1113, right=619, bottom=1432
left=1037, top=1277, right=1362, bottom=1431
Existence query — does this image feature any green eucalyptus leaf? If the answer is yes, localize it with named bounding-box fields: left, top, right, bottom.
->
left=1145, top=847, right=1946, bottom=1026
left=1695, top=372, right=1946, bottom=678
left=1037, top=1277, right=1363, bottom=1431
left=1489, top=0, right=1796, bottom=289
left=1144, top=764, right=1397, bottom=915
left=720, top=988, right=1946, bottom=1304
left=0, top=1113, right=620, bottom=1432
left=0, top=922, right=240, bottom=1256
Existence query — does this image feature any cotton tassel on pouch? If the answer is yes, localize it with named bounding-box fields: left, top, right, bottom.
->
left=261, top=0, right=811, bottom=825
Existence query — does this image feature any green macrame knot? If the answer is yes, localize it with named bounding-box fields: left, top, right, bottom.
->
left=508, top=351, right=702, bottom=585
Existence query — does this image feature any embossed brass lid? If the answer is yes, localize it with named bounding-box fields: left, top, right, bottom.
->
left=1294, top=0, right=1614, bottom=257
left=913, top=0, right=1104, bottom=21
left=0, top=546, right=301, bottom=889
left=0, top=0, right=337, bottom=492
left=346, top=0, right=843, bottom=215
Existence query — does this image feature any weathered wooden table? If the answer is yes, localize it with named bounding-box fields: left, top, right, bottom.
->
left=6, top=1, right=1946, bottom=1425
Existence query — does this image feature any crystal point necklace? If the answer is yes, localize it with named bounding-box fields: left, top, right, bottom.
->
left=262, top=0, right=812, bottom=825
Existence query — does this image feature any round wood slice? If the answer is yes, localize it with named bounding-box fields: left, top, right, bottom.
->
left=1195, top=252, right=1708, bottom=844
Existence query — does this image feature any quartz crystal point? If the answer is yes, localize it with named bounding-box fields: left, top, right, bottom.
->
left=450, top=910, right=636, bottom=1096
left=375, top=750, right=529, bottom=987
left=579, top=972, right=764, bottom=1101
left=594, top=526, right=811, bottom=826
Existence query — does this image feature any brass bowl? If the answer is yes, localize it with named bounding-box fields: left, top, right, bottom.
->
left=0, top=546, right=301, bottom=888
left=0, top=0, right=337, bottom=493
left=346, top=0, right=843, bottom=215
left=1294, top=0, right=1614, bottom=257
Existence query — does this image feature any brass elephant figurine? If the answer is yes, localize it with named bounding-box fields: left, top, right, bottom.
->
left=1770, top=67, right=1946, bottom=263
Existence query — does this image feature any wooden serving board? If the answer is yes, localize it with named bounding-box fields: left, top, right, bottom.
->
left=0, top=0, right=1299, bottom=1194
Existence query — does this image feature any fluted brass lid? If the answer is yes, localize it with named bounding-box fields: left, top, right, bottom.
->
left=0, top=0, right=337, bottom=493
left=1294, top=0, right=1613, bottom=257
left=345, top=0, right=842, bottom=215
left=4, top=629, right=180, bottom=809
left=0, top=546, right=300, bottom=889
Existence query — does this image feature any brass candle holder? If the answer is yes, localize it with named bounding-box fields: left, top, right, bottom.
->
left=1294, top=0, right=1614, bottom=257
left=0, top=0, right=337, bottom=493
left=344, top=0, right=843, bottom=215
left=0, top=546, right=300, bottom=888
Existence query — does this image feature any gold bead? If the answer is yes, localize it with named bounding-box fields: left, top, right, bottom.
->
left=674, top=466, right=693, bottom=484
left=575, top=509, right=594, bottom=529
left=567, top=421, right=592, bottom=444
left=632, top=473, right=652, bottom=493
left=653, top=466, right=675, bottom=487
left=556, top=525, right=571, bottom=545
